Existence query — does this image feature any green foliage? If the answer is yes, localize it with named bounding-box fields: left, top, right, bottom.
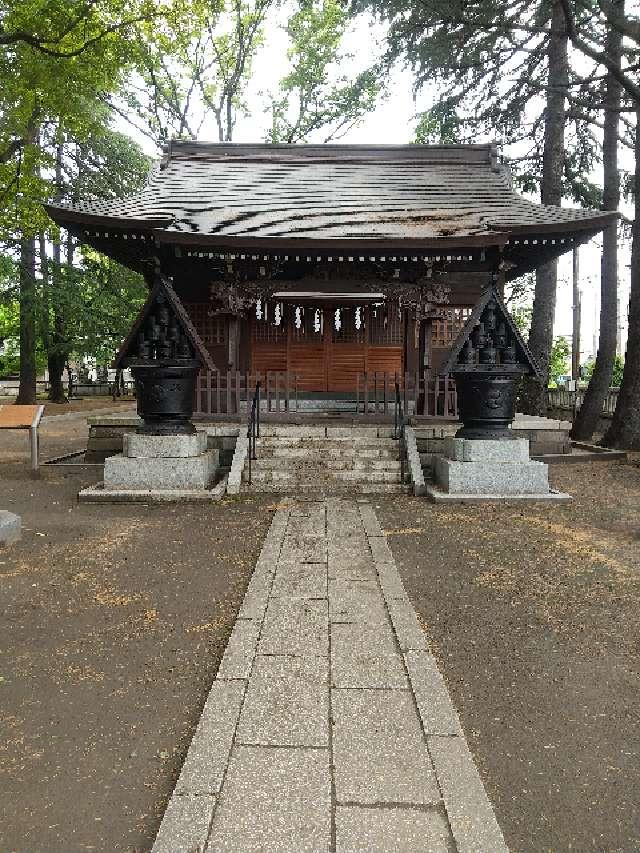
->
left=352, top=0, right=612, bottom=201
left=0, top=1, right=167, bottom=243
left=582, top=354, right=625, bottom=388
left=125, top=0, right=272, bottom=145
left=266, top=0, right=383, bottom=144
left=512, top=305, right=533, bottom=336
left=413, top=104, right=463, bottom=145
left=548, top=336, right=570, bottom=387
left=56, top=251, right=147, bottom=366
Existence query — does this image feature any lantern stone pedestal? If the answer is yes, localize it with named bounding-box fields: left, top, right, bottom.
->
left=427, top=436, right=571, bottom=503
left=78, top=431, right=223, bottom=503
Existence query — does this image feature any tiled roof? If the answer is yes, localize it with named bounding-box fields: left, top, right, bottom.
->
left=46, top=142, right=614, bottom=244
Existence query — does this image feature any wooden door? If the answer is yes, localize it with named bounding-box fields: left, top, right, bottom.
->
left=289, top=308, right=326, bottom=392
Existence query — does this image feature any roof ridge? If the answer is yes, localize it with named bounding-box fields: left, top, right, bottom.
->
left=162, top=140, right=498, bottom=165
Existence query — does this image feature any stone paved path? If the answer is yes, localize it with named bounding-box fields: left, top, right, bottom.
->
left=152, top=500, right=508, bottom=853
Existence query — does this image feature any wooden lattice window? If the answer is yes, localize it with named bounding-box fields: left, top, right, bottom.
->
left=186, top=303, right=226, bottom=348
left=333, top=306, right=366, bottom=344
left=432, top=308, right=472, bottom=348
left=253, top=315, right=287, bottom=343
left=291, top=307, right=324, bottom=342
left=369, top=305, right=403, bottom=346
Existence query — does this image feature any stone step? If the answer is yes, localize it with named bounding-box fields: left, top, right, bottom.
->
left=243, top=481, right=409, bottom=495
left=256, top=436, right=399, bottom=448
left=247, top=469, right=402, bottom=484
left=256, top=426, right=395, bottom=439
left=257, top=445, right=399, bottom=460
left=251, top=457, right=401, bottom=472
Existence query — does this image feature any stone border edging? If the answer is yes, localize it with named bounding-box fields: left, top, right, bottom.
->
left=358, top=501, right=509, bottom=853
left=151, top=507, right=290, bottom=852
left=404, top=425, right=426, bottom=496
left=226, top=432, right=248, bottom=495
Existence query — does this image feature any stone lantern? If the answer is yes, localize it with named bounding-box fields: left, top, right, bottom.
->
left=442, top=285, right=541, bottom=440
left=427, top=285, right=568, bottom=502
left=114, top=275, right=215, bottom=435
left=80, top=274, right=222, bottom=502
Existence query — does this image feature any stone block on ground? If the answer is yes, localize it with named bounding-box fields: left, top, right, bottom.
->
left=0, top=511, right=21, bottom=546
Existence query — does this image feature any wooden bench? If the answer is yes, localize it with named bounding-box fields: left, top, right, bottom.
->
left=0, top=404, right=45, bottom=472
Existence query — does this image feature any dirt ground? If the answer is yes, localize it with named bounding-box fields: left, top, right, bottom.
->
left=0, top=437, right=274, bottom=852
left=0, top=395, right=136, bottom=417
left=380, top=459, right=640, bottom=853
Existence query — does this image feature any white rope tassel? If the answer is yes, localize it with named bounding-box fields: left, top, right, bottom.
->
left=256, top=299, right=263, bottom=320
left=334, top=308, right=341, bottom=331
left=314, top=309, right=321, bottom=334
left=355, top=306, right=362, bottom=330
left=274, top=303, right=282, bottom=326
left=295, top=306, right=302, bottom=329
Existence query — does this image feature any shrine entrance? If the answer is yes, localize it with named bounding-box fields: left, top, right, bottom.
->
left=250, top=301, right=405, bottom=393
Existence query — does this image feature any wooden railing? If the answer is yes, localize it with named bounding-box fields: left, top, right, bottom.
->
left=193, top=370, right=459, bottom=419
left=356, top=372, right=458, bottom=418
left=194, top=371, right=299, bottom=416
left=547, top=387, right=619, bottom=416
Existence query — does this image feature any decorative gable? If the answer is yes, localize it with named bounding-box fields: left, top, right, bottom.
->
left=114, top=275, right=215, bottom=371
left=441, top=285, right=541, bottom=378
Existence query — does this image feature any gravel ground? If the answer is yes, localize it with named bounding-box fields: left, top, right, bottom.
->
left=379, top=458, right=640, bottom=853
left=0, top=452, right=274, bottom=852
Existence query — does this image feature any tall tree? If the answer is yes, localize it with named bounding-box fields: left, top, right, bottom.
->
left=1, top=1, right=165, bottom=403
left=520, top=0, right=570, bottom=414
left=123, top=0, right=274, bottom=146
left=571, top=0, right=624, bottom=440
left=351, top=0, right=595, bottom=415
left=266, top=0, right=382, bottom=143
left=39, top=127, right=151, bottom=401
left=560, top=0, right=640, bottom=449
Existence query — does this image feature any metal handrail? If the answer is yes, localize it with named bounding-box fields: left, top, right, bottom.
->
left=246, top=381, right=261, bottom=485
left=394, top=381, right=407, bottom=485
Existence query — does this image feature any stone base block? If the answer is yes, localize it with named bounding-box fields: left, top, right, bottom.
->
left=123, top=430, right=207, bottom=459
left=0, top=510, right=21, bottom=546
left=426, top=486, right=571, bottom=504
left=78, top=478, right=227, bottom=504
left=104, top=449, right=219, bottom=490
left=443, top=437, right=530, bottom=463
left=435, top=456, right=549, bottom=495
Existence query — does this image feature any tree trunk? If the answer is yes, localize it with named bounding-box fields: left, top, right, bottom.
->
left=571, top=0, right=622, bottom=441
left=15, top=235, right=37, bottom=405
left=520, top=0, right=568, bottom=415
left=47, top=352, right=68, bottom=403
left=46, top=136, right=70, bottom=404
left=603, top=109, right=640, bottom=450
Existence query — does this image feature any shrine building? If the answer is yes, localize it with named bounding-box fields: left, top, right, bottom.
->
left=45, top=142, right=614, bottom=414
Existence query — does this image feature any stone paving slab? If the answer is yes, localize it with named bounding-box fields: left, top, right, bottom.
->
left=151, top=499, right=507, bottom=853
left=207, top=746, right=331, bottom=852
left=335, top=805, right=454, bottom=853
left=236, top=654, right=329, bottom=747
left=332, top=688, right=440, bottom=805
